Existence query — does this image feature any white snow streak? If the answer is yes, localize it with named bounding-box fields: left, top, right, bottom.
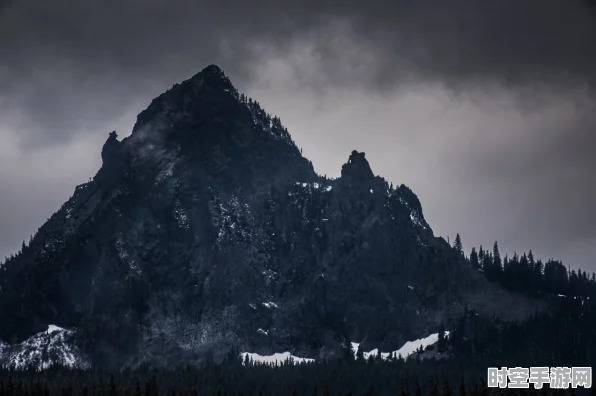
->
left=351, top=331, right=450, bottom=361
left=240, top=352, right=314, bottom=366
left=47, top=325, right=64, bottom=334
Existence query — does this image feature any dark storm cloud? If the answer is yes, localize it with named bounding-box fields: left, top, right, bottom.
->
left=1, top=0, right=596, bottom=271
left=2, top=0, right=596, bottom=144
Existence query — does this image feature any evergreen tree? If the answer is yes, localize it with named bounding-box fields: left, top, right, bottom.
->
left=454, top=234, right=463, bottom=256
left=413, top=381, right=422, bottom=396
left=441, top=378, right=453, bottom=396
left=343, top=338, right=355, bottom=363
left=109, top=375, right=117, bottom=396
left=428, top=379, right=440, bottom=396
left=493, top=241, right=501, bottom=269
left=398, top=377, right=409, bottom=396
left=356, top=345, right=365, bottom=362
left=438, top=322, right=447, bottom=353
left=470, top=247, right=479, bottom=270
left=458, top=374, right=466, bottom=396
left=364, top=386, right=377, bottom=396
left=134, top=380, right=142, bottom=396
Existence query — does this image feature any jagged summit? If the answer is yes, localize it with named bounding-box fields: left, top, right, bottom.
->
left=194, top=64, right=227, bottom=79
left=107, top=63, right=315, bottom=192
left=340, top=150, right=375, bottom=182
left=100, top=131, right=120, bottom=163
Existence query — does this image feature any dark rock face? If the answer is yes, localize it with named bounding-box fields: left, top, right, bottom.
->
left=0, top=65, right=543, bottom=369
left=341, top=151, right=375, bottom=182
left=101, top=131, right=120, bottom=164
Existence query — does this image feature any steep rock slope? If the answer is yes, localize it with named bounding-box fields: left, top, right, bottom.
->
left=0, top=65, right=543, bottom=369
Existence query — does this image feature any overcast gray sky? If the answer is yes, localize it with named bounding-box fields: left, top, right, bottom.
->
left=1, top=0, right=596, bottom=271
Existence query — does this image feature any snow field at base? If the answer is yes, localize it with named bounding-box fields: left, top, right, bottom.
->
left=240, top=331, right=450, bottom=366
left=240, top=352, right=315, bottom=366
left=351, top=331, right=450, bottom=361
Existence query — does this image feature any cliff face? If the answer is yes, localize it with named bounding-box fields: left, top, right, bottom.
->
left=0, top=65, right=543, bottom=369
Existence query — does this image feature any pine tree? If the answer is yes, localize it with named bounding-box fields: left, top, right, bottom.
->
left=470, top=247, right=479, bottom=270
left=343, top=338, right=355, bottom=362
left=109, top=375, right=117, bottom=396
left=454, top=234, right=463, bottom=256
left=356, top=345, right=365, bottom=362
left=413, top=381, right=422, bottom=396
left=493, top=241, right=501, bottom=269
left=458, top=374, right=466, bottom=396
left=441, top=378, right=453, bottom=396
left=438, top=322, right=447, bottom=353
left=428, top=379, right=440, bottom=396
left=364, top=386, right=377, bottom=396
left=134, top=380, right=142, bottom=396
left=398, top=377, right=409, bottom=396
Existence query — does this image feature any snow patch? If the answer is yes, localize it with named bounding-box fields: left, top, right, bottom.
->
left=394, top=332, right=449, bottom=358
left=351, top=331, right=449, bottom=361
left=240, top=352, right=314, bottom=366
left=409, top=211, right=428, bottom=229
left=116, top=233, right=142, bottom=275
left=47, top=325, right=64, bottom=334
left=174, top=199, right=190, bottom=230
left=262, top=302, right=278, bottom=309
left=257, top=329, right=269, bottom=336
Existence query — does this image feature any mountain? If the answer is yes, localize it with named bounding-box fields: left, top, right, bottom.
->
left=0, top=325, right=89, bottom=370
left=0, top=65, right=545, bottom=369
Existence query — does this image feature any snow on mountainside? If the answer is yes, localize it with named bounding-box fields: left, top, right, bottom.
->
left=351, top=331, right=451, bottom=360
left=241, top=331, right=450, bottom=366
left=240, top=352, right=315, bottom=366
left=0, top=325, right=89, bottom=370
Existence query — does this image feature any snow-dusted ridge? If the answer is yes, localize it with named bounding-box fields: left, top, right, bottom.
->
left=0, top=325, right=89, bottom=370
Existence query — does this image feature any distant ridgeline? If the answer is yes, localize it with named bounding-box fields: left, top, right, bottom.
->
left=0, top=65, right=594, bottom=375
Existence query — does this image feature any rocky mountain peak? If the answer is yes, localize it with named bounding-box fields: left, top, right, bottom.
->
left=100, top=131, right=120, bottom=164
left=340, top=150, right=375, bottom=182
left=0, top=65, right=543, bottom=370
left=192, top=64, right=228, bottom=80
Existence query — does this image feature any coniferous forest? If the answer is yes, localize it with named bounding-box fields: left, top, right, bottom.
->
left=1, top=236, right=595, bottom=396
